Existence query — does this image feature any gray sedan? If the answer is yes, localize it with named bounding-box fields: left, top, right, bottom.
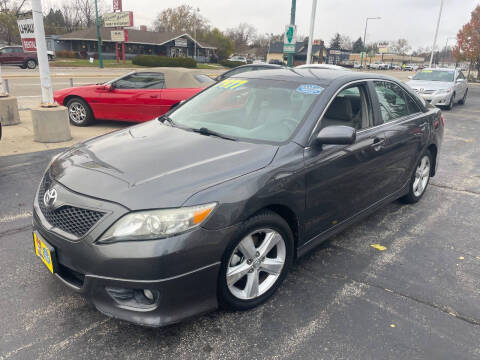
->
left=32, top=69, right=444, bottom=327
left=406, top=68, right=468, bottom=109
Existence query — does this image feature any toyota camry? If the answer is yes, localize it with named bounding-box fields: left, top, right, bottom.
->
left=33, top=68, right=443, bottom=327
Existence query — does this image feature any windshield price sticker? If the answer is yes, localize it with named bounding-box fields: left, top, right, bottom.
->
left=422, top=70, right=433, bottom=73
left=296, top=84, right=323, bottom=95
left=215, top=79, right=248, bottom=90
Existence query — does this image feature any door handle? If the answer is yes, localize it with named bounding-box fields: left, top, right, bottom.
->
left=150, top=95, right=158, bottom=98
left=371, top=137, right=386, bottom=151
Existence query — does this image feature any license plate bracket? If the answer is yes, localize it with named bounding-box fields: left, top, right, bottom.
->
left=33, top=232, right=57, bottom=274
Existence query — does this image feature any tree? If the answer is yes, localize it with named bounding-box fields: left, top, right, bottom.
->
left=329, top=33, right=341, bottom=49
left=0, top=0, right=27, bottom=45
left=352, top=37, right=364, bottom=53
left=453, top=5, right=480, bottom=79
left=391, top=38, right=410, bottom=55
left=340, top=35, right=352, bottom=50
left=153, top=5, right=210, bottom=35
left=198, top=28, right=234, bottom=60
left=44, top=8, right=68, bottom=35
left=227, top=23, right=257, bottom=53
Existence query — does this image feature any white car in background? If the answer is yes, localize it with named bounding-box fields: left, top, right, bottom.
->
left=406, top=68, right=468, bottom=110
left=228, top=55, right=247, bottom=64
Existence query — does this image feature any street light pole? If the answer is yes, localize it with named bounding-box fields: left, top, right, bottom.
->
left=287, top=0, right=296, bottom=67
left=429, top=0, right=444, bottom=68
left=94, top=0, right=103, bottom=69
left=194, top=8, right=200, bottom=60
left=360, top=17, right=381, bottom=69
left=306, top=0, right=318, bottom=65
left=442, top=37, right=455, bottom=67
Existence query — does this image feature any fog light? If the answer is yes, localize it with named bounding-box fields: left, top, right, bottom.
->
left=143, top=289, right=154, bottom=301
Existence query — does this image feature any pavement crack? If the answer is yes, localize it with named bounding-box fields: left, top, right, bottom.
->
left=430, top=183, right=480, bottom=197
left=0, top=224, right=32, bottom=238
left=347, top=276, right=480, bottom=327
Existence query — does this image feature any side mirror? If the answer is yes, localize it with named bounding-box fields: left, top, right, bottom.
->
left=105, top=83, right=114, bottom=91
left=456, top=78, right=464, bottom=83
left=316, top=125, right=356, bottom=145
left=408, top=76, right=413, bottom=80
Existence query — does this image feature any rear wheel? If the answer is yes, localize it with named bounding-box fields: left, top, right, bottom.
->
left=25, top=59, right=37, bottom=69
left=218, top=211, right=293, bottom=310
left=400, top=150, right=432, bottom=204
left=66, top=98, right=93, bottom=126
left=458, top=89, right=467, bottom=105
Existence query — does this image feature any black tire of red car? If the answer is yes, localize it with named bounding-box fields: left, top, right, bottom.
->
left=19, top=65, right=27, bottom=69
left=25, top=59, right=37, bottom=69
left=445, top=93, right=455, bottom=110
left=458, top=89, right=467, bottom=105
left=66, top=98, right=94, bottom=126
left=217, top=210, right=294, bottom=311
left=400, top=150, right=432, bottom=204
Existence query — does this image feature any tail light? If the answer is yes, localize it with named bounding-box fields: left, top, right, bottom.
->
left=440, top=114, right=445, bottom=127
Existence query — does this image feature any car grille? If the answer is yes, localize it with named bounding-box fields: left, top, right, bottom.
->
left=38, top=173, right=105, bottom=237
left=423, top=90, right=435, bottom=94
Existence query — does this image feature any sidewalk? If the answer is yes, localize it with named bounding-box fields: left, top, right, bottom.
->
left=0, top=110, right=127, bottom=156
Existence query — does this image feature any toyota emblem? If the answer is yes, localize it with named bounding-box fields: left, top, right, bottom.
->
left=43, top=188, right=58, bottom=208
left=419, top=88, right=425, bottom=93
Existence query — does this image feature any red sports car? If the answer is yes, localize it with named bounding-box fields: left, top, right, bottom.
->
left=54, top=69, right=213, bottom=126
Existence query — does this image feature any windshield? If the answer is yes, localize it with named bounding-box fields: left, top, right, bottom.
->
left=412, top=70, right=454, bottom=82
left=169, top=78, right=322, bottom=143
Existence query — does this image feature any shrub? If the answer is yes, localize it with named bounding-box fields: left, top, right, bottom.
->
left=56, top=50, right=78, bottom=59
left=220, top=60, right=245, bottom=68
left=132, top=55, right=197, bottom=68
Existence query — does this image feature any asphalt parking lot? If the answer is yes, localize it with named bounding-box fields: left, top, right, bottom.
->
left=1, top=86, right=479, bottom=359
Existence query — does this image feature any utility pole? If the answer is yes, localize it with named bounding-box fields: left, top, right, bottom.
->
left=287, top=0, right=296, bottom=67
left=429, top=0, right=444, bottom=68
left=95, top=0, right=103, bottom=69
left=360, top=17, right=381, bottom=69
left=306, top=0, right=318, bottom=65
left=31, top=0, right=53, bottom=104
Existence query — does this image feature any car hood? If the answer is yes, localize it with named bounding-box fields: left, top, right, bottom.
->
left=50, top=121, right=278, bottom=210
left=406, top=80, right=453, bottom=91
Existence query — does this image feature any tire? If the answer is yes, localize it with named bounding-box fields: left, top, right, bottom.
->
left=218, top=210, right=294, bottom=311
left=25, top=59, right=37, bottom=69
left=19, top=65, right=26, bottom=69
left=400, top=150, right=432, bottom=204
left=66, top=98, right=94, bottom=126
left=445, top=93, right=455, bottom=110
left=458, top=89, right=467, bottom=105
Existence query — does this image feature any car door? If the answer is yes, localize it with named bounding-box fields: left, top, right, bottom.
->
left=455, top=71, right=467, bottom=98
left=98, top=72, right=165, bottom=121
left=12, top=47, right=25, bottom=65
left=303, top=81, right=390, bottom=240
left=372, top=80, right=427, bottom=192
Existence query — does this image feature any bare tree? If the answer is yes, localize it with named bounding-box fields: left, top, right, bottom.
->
left=391, top=38, right=410, bottom=55
left=153, top=5, right=210, bottom=34
left=340, top=35, right=352, bottom=50
left=227, top=23, right=257, bottom=53
left=0, top=0, right=27, bottom=44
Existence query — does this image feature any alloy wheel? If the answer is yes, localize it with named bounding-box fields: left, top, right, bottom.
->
left=413, top=155, right=430, bottom=197
left=27, top=60, right=36, bottom=69
left=226, top=228, right=286, bottom=300
left=69, top=102, right=87, bottom=124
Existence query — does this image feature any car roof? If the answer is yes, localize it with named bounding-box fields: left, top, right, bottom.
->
left=229, top=67, right=396, bottom=87
left=295, top=64, right=350, bottom=71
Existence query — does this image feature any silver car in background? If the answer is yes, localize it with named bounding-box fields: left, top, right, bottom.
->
left=406, top=68, right=468, bottom=110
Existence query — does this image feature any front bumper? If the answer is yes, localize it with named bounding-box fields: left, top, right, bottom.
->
left=420, top=92, right=452, bottom=106
left=32, top=179, right=239, bottom=327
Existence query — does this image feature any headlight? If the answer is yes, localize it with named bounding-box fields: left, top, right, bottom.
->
left=436, top=88, right=452, bottom=94
left=98, top=203, right=217, bottom=243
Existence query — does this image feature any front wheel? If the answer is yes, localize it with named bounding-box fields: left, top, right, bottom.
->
left=445, top=93, right=455, bottom=110
left=400, top=151, right=432, bottom=204
left=66, top=98, right=93, bottom=126
left=458, top=89, right=467, bottom=105
left=218, top=211, right=293, bottom=310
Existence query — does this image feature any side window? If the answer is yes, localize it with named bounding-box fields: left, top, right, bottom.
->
left=14, top=47, right=23, bottom=53
left=458, top=72, right=465, bottom=80
left=114, top=73, right=165, bottom=89
left=373, top=81, right=410, bottom=123
left=321, top=84, right=372, bottom=130
left=2, top=48, right=13, bottom=54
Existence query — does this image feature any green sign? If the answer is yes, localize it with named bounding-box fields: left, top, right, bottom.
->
left=283, top=44, right=296, bottom=53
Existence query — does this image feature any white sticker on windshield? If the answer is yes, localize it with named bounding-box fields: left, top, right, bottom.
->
left=296, top=84, right=323, bottom=95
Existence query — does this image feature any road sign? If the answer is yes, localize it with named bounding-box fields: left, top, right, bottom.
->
left=283, top=24, right=296, bottom=54
left=17, top=17, right=36, bottom=52
left=104, top=11, right=134, bottom=27
left=111, top=30, right=125, bottom=42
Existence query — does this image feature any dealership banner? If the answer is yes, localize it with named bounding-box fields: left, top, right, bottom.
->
left=104, top=11, right=133, bottom=27
left=17, top=17, right=36, bottom=52
left=113, top=0, right=122, bottom=11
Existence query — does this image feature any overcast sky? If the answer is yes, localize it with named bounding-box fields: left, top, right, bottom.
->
left=48, top=0, right=478, bottom=50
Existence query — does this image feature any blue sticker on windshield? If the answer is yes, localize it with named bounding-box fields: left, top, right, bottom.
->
left=296, top=84, right=323, bottom=95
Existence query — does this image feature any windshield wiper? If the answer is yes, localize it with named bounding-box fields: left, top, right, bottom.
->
left=158, top=115, right=176, bottom=127
left=192, top=127, right=237, bottom=141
